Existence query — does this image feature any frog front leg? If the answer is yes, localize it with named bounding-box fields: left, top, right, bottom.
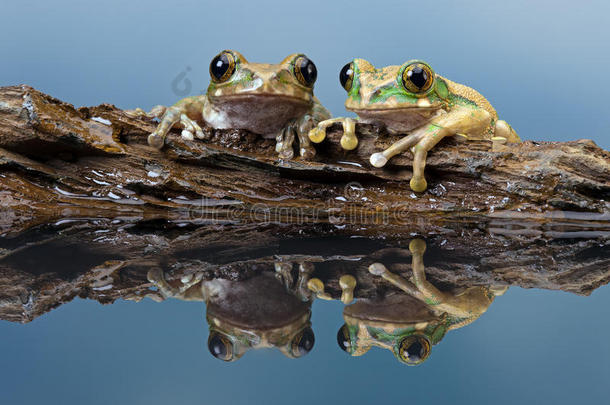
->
left=407, top=239, right=447, bottom=305
left=368, top=241, right=447, bottom=305
left=277, top=101, right=332, bottom=159
left=275, top=115, right=319, bottom=159
left=276, top=125, right=297, bottom=159
left=129, top=96, right=207, bottom=149
left=308, top=117, right=358, bottom=151
left=370, top=106, right=492, bottom=192
left=274, top=261, right=315, bottom=301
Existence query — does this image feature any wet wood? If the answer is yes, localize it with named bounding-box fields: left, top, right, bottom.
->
left=1, top=85, right=609, bottom=237
left=0, top=220, right=608, bottom=323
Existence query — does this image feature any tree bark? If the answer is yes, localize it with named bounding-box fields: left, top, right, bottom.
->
left=1, top=85, right=608, bottom=236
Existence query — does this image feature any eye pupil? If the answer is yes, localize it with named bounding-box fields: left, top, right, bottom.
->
left=339, top=63, right=354, bottom=91
left=402, top=63, right=434, bottom=93
left=210, top=51, right=235, bottom=83
left=405, top=341, right=425, bottom=361
left=407, top=66, right=428, bottom=89
left=208, top=333, right=232, bottom=361
left=398, top=335, right=431, bottom=365
left=292, top=327, right=315, bottom=357
left=294, top=56, right=317, bottom=87
left=336, top=324, right=351, bottom=352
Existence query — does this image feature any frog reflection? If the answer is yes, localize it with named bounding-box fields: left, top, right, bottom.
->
left=147, top=269, right=314, bottom=361
left=334, top=239, right=507, bottom=365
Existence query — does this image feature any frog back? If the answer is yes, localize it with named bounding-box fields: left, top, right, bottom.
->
left=439, top=75, right=498, bottom=121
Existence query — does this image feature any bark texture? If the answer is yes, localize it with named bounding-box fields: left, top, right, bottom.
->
left=0, top=85, right=608, bottom=323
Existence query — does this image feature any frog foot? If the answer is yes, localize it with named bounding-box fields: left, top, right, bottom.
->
left=339, top=274, right=357, bottom=304
left=276, top=126, right=296, bottom=159
left=409, top=177, right=428, bottom=193
left=125, top=105, right=167, bottom=120
left=408, top=238, right=427, bottom=255
left=275, top=261, right=315, bottom=301
left=124, top=105, right=170, bottom=149
left=178, top=114, right=205, bottom=142
left=494, top=119, right=521, bottom=144
left=307, top=278, right=332, bottom=300
left=144, top=104, right=206, bottom=150
left=296, top=262, right=315, bottom=301
left=308, top=117, right=358, bottom=151
left=147, top=268, right=178, bottom=297
left=296, top=114, right=317, bottom=159
left=275, top=262, right=295, bottom=290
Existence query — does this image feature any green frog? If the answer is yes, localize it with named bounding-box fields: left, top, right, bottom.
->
left=336, top=239, right=507, bottom=365
left=128, top=50, right=331, bottom=159
left=309, top=59, right=521, bottom=191
left=147, top=269, right=315, bottom=361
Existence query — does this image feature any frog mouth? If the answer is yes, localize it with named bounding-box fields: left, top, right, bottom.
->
left=211, top=93, right=311, bottom=105
left=348, top=104, right=442, bottom=113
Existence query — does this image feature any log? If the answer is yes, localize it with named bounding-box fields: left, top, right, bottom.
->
left=0, top=85, right=608, bottom=237
left=0, top=220, right=608, bottom=323
left=0, top=85, right=608, bottom=323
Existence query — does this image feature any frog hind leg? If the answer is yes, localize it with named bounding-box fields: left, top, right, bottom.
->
left=493, top=119, right=521, bottom=143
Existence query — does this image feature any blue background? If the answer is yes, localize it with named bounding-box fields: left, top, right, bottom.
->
left=1, top=287, right=609, bottom=405
left=1, top=0, right=609, bottom=149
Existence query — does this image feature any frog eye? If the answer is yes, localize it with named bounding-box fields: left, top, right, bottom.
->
left=339, top=62, right=354, bottom=91
left=396, top=335, right=431, bottom=365
left=207, top=332, right=234, bottom=361
left=210, top=51, right=236, bottom=83
left=293, top=56, right=317, bottom=87
left=290, top=327, right=315, bottom=357
left=401, top=62, right=434, bottom=94
left=336, top=323, right=352, bottom=353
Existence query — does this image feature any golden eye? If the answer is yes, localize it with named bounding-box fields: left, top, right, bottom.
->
left=397, top=335, right=431, bottom=365
left=293, top=56, right=317, bottom=87
left=291, top=327, right=315, bottom=358
left=339, top=62, right=354, bottom=91
left=207, top=332, right=234, bottom=361
left=210, top=50, right=236, bottom=83
left=402, top=62, right=434, bottom=94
